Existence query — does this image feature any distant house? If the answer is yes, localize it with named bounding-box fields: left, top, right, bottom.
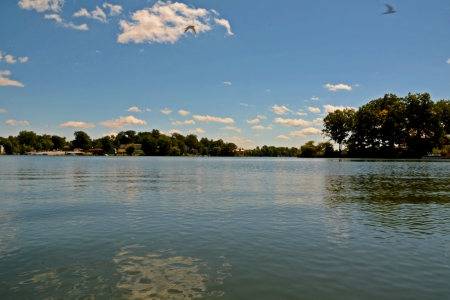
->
left=234, top=148, right=246, bottom=157
left=0, top=145, right=4, bottom=153
left=73, top=148, right=83, bottom=153
left=63, top=145, right=71, bottom=151
left=87, top=148, right=104, bottom=155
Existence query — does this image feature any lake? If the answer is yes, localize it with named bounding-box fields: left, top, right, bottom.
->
left=0, top=156, right=449, bottom=299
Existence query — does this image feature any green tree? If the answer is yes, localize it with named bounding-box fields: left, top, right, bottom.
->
left=100, top=136, right=114, bottom=153
left=158, top=135, right=172, bottom=156
left=141, top=135, right=158, bottom=156
left=51, top=135, right=66, bottom=150
left=300, top=141, right=318, bottom=157
left=323, top=108, right=355, bottom=152
left=17, top=131, right=38, bottom=149
left=126, top=144, right=135, bottom=156
left=72, top=131, right=92, bottom=150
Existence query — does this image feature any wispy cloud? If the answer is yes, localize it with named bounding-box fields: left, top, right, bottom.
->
left=230, top=136, right=254, bottom=145
left=189, top=128, right=206, bottom=133
left=293, top=110, right=307, bottom=116
left=223, top=81, right=232, bottom=85
left=45, top=14, right=88, bottom=30
left=58, top=121, right=95, bottom=129
left=117, top=2, right=232, bottom=44
left=0, top=70, right=25, bottom=87
left=167, top=129, right=182, bottom=135
left=172, top=120, right=195, bottom=125
left=272, top=104, right=293, bottom=115
left=145, top=108, right=152, bottom=112
left=290, top=127, right=322, bottom=137
left=313, top=118, right=324, bottom=126
left=74, top=6, right=107, bottom=23
left=239, top=103, right=248, bottom=107
left=251, top=125, right=273, bottom=130
left=274, top=118, right=311, bottom=127
left=161, top=108, right=173, bottom=115
left=308, top=107, right=321, bottom=114
left=214, top=18, right=233, bottom=35
left=127, top=106, right=142, bottom=112
left=257, top=115, right=267, bottom=119
left=221, top=126, right=242, bottom=132
left=324, top=83, right=352, bottom=91
left=103, top=2, right=122, bottom=16
left=246, top=119, right=259, bottom=124
left=99, top=115, right=147, bottom=129
left=5, top=119, right=29, bottom=126
left=311, top=96, right=319, bottom=100
left=193, top=115, right=234, bottom=124
left=323, top=104, right=356, bottom=113
left=276, top=135, right=290, bottom=140
left=18, top=0, right=63, bottom=12
left=0, top=108, right=6, bottom=113
left=178, top=110, right=190, bottom=116
left=19, top=57, right=29, bottom=63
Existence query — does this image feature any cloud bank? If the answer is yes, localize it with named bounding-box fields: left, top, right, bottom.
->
left=290, top=127, right=322, bottom=138
left=193, top=115, right=234, bottom=124
left=99, top=115, right=147, bottom=129
left=274, top=118, right=311, bottom=127
left=59, top=121, right=95, bottom=129
left=324, top=83, right=352, bottom=91
left=5, top=119, right=29, bottom=126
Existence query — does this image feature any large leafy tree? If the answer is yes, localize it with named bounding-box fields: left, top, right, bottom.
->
left=322, top=108, right=355, bottom=152
left=141, top=135, right=158, bottom=156
left=51, top=135, right=66, bottom=150
left=72, top=131, right=92, bottom=150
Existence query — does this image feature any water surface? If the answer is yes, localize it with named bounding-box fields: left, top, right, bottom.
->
left=0, top=157, right=449, bottom=299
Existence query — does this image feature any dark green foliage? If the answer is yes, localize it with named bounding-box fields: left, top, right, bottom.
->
left=141, top=135, right=158, bottom=156
left=126, top=144, right=135, bottom=156
left=51, top=135, right=66, bottom=150
left=72, top=131, right=92, bottom=150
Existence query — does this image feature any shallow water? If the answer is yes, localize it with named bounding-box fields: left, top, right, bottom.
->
left=0, top=156, right=449, bottom=299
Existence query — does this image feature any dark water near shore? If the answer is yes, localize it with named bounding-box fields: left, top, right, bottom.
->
left=0, top=156, right=449, bottom=299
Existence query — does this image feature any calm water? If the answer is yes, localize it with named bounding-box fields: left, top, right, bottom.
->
left=0, top=156, right=449, bottom=299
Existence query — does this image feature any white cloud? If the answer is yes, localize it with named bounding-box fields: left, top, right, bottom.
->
left=117, top=2, right=231, bottom=44
left=4, top=55, right=17, bottom=64
left=447, top=58, right=450, bottom=64
left=19, top=57, right=29, bottom=63
left=223, top=81, right=232, bottom=85
left=211, top=9, right=219, bottom=16
left=323, top=104, right=356, bottom=113
left=193, top=115, right=234, bottom=124
left=324, top=83, right=352, bottom=91
left=313, top=118, right=324, bottom=126
left=272, top=104, right=293, bottom=115
left=311, top=96, right=319, bottom=100
left=239, top=103, right=248, bottom=107
left=189, top=128, right=206, bottom=133
left=257, top=115, right=267, bottom=119
left=0, top=108, right=7, bottom=113
left=161, top=108, right=173, bottom=115
left=167, top=129, right=182, bottom=135
left=251, top=125, right=273, bottom=130
left=145, top=108, right=152, bottom=112
left=178, top=110, right=190, bottom=116
left=127, top=106, right=141, bottom=112
left=172, top=120, right=195, bottom=125
left=230, top=136, right=253, bottom=145
left=276, top=135, right=290, bottom=140
left=99, top=115, right=147, bottom=129
left=294, top=111, right=307, bottom=116
left=221, top=126, right=241, bottom=132
left=103, top=130, right=117, bottom=137
left=265, top=89, right=271, bottom=93
left=103, top=2, right=122, bottom=16
left=246, top=119, right=259, bottom=124
left=58, top=121, right=95, bottom=129
left=74, top=6, right=107, bottom=23
left=18, top=0, right=63, bottom=12
left=290, top=127, right=322, bottom=138
left=214, top=18, right=233, bottom=35
left=0, top=70, right=25, bottom=87
left=353, top=84, right=360, bottom=87
left=5, top=119, right=29, bottom=126
left=308, top=107, right=321, bottom=114
left=45, top=14, right=88, bottom=30
left=274, top=118, right=311, bottom=127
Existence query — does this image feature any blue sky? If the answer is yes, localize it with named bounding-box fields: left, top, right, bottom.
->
left=1, top=0, right=450, bottom=148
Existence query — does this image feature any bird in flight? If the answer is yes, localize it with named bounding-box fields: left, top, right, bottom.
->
left=184, top=26, right=197, bottom=34
left=382, top=4, right=396, bottom=14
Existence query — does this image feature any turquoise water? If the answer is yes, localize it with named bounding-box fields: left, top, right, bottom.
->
left=0, top=156, right=449, bottom=299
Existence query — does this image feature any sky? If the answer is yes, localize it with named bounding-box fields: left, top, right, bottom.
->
left=1, top=0, right=450, bottom=148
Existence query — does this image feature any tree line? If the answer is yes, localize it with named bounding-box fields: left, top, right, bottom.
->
left=322, top=93, right=450, bottom=158
left=0, top=129, right=241, bottom=156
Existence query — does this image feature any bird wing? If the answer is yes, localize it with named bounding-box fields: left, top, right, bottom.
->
left=192, top=26, right=197, bottom=34
left=384, top=4, right=394, bottom=13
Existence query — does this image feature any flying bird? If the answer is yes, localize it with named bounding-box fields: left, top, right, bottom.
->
left=184, top=26, right=197, bottom=34
left=382, top=4, right=396, bottom=14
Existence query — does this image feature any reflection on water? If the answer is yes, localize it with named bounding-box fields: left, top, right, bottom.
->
left=114, top=245, right=229, bottom=299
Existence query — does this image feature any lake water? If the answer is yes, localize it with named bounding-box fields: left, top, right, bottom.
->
left=0, top=156, right=449, bottom=299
